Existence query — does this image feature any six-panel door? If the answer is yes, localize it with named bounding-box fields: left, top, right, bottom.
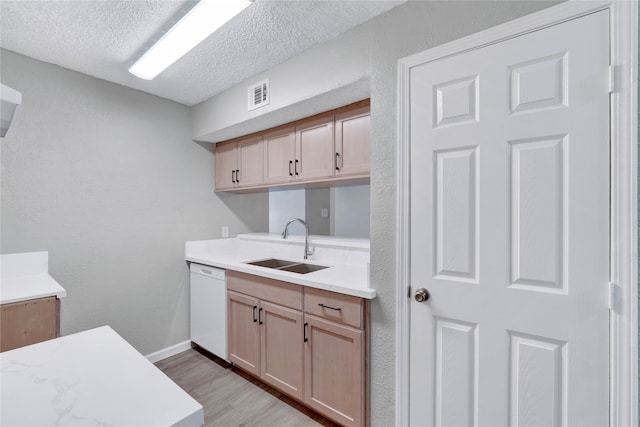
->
left=408, top=10, right=610, bottom=426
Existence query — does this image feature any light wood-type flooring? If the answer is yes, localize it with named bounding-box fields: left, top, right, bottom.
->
left=155, top=346, right=340, bottom=427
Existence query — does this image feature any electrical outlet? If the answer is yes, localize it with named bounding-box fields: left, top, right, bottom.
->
left=221, top=226, right=229, bottom=238
left=321, top=208, right=328, bottom=218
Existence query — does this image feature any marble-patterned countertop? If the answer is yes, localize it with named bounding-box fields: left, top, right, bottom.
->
left=0, top=326, right=204, bottom=426
left=0, top=251, right=67, bottom=305
left=186, top=233, right=376, bottom=299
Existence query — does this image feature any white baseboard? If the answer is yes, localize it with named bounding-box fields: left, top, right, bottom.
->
left=145, top=340, right=192, bottom=363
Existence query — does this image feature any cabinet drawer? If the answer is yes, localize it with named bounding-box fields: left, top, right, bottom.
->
left=304, top=288, right=363, bottom=329
left=227, top=271, right=303, bottom=311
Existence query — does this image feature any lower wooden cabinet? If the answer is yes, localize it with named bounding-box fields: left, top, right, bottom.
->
left=227, top=291, right=260, bottom=375
left=304, top=314, right=365, bottom=427
left=260, top=300, right=304, bottom=400
left=0, top=296, right=60, bottom=352
left=227, top=271, right=368, bottom=426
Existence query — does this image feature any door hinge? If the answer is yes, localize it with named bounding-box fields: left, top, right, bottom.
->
left=608, top=65, right=616, bottom=93
left=608, top=282, right=617, bottom=312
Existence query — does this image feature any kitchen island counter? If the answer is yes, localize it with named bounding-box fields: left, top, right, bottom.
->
left=0, top=325, right=204, bottom=426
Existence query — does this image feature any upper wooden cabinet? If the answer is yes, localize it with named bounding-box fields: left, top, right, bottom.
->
left=215, top=100, right=370, bottom=192
left=215, top=135, right=264, bottom=190
left=334, top=106, right=370, bottom=178
left=295, top=116, right=335, bottom=181
left=263, top=127, right=296, bottom=184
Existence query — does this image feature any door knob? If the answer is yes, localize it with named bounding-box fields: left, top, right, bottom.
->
left=415, top=288, right=430, bottom=302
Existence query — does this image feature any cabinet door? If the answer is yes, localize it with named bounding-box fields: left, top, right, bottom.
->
left=260, top=301, right=304, bottom=400
left=304, top=314, right=365, bottom=427
left=264, top=127, right=295, bottom=184
left=227, top=291, right=260, bottom=376
left=215, top=142, right=238, bottom=190
left=237, top=136, right=264, bottom=188
left=335, top=107, right=370, bottom=177
left=1, top=297, right=58, bottom=352
left=295, top=117, right=334, bottom=181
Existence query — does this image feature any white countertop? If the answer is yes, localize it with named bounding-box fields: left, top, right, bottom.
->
left=0, top=326, right=204, bottom=427
left=186, top=233, right=376, bottom=299
left=0, top=252, right=67, bottom=304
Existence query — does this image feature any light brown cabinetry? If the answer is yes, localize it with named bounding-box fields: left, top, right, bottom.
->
left=334, top=106, right=371, bottom=178
left=1, top=296, right=60, bottom=352
left=227, top=271, right=368, bottom=426
left=215, top=100, right=370, bottom=192
left=260, top=300, right=304, bottom=399
left=215, top=135, right=263, bottom=190
left=263, top=127, right=296, bottom=184
left=295, top=116, right=335, bottom=181
left=263, top=117, right=334, bottom=184
left=227, top=272, right=304, bottom=400
left=303, top=287, right=366, bottom=427
left=227, top=290, right=260, bottom=375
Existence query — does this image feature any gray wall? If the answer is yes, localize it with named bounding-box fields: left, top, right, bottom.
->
left=0, top=49, right=268, bottom=355
left=193, top=1, right=559, bottom=424
left=333, top=185, right=370, bottom=238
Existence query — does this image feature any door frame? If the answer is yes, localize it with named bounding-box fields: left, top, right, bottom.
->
left=395, top=1, right=638, bottom=426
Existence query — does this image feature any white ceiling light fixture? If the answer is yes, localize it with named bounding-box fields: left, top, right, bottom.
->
left=129, top=0, right=253, bottom=80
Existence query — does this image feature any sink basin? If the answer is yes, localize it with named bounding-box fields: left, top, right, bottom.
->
left=245, top=258, right=328, bottom=274
left=247, top=258, right=297, bottom=269
left=279, top=263, right=329, bottom=274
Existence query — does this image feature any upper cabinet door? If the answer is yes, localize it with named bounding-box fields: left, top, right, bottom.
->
left=264, top=127, right=296, bottom=184
left=334, top=106, right=370, bottom=178
left=215, top=142, right=238, bottom=190
left=237, top=136, right=264, bottom=188
left=295, top=116, right=334, bottom=181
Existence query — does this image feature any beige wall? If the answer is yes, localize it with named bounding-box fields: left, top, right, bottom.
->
left=193, top=2, right=559, bottom=424
left=0, top=49, right=268, bottom=355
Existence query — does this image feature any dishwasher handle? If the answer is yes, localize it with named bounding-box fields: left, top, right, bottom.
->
left=190, top=263, right=225, bottom=280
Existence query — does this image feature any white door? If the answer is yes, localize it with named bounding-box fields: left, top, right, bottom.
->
left=409, top=10, right=610, bottom=426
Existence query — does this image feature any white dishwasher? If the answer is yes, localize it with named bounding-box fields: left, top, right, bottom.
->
left=190, top=263, right=227, bottom=361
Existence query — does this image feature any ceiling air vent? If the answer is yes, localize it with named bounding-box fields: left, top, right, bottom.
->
left=248, top=78, right=269, bottom=111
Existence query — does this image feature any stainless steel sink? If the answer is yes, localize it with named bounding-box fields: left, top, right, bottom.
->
left=247, top=258, right=297, bottom=269
left=278, top=263, right=328, bottom=274
left=245, top=258, right=328, bottom=274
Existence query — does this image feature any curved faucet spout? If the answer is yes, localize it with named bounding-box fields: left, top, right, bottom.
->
left=281, top=218, right=314, bottom=260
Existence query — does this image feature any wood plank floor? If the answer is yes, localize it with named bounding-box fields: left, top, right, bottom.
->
left=155, top=346, right=340, bottom=427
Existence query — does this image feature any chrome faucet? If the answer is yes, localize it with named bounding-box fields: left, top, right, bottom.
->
left=281, top=218, right=314, bottom=260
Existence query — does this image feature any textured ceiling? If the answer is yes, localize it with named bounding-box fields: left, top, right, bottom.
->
left=0, top=0, right=403, bottom=106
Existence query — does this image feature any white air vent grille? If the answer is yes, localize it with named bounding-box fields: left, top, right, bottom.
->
left=248, top=78, right=269, bottom=111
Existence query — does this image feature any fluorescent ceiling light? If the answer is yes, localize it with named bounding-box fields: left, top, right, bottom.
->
left=129, top=0, right=252, bottom=80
